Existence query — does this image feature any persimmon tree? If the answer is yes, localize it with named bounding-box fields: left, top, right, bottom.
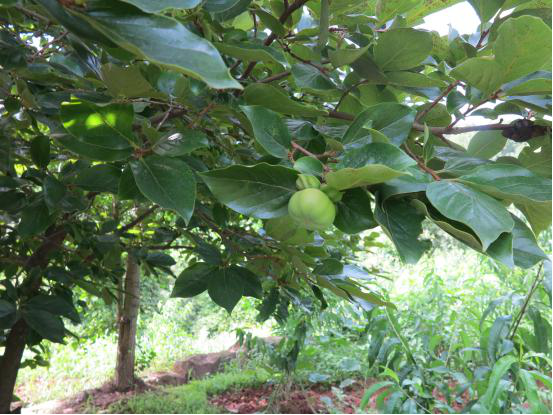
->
left=0, top=0, right=551, bottom=412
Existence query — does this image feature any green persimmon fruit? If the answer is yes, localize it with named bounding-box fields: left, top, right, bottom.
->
left=296, top=174, right=320, bottom=190
left=320, top=184, right=343, bottom=202
left=288, top=188, right=336, bottom=231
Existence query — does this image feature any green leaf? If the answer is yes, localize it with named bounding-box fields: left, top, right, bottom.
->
left=467, top=131, right=507, bottom=159
left=376, top=0, right=421, bottom=23
left=478, top=355, right=517, bottom=411
left=22, top=308, right=65, bottom=343
left=254, top=9, right=286, bottom=37
left=467, top=0, right=505, bottom=22
left=200, top=163, right=298, bottom=218
left=519, top=369, right=550, bottom=414
left=379, top=167, right=433, bottom=201
left=516, top=201, right=552, bottom=236
left=118, top=166, right=147, bottom=201
left=57, top=135, right=132, bottom=162
left=43, top=176, right=66, bottom=213
left=101, top=63, right=164, bottom=99
left=78, top=8, right=241, bottom=90
left=153, top=129, right=209, bottom=157
left=374, top=28, right=433, bottom=71
left=426, top=181, right=515, bottom=250
left=360, top=381, right=396, bottom=410
left=205, top=0, right=251, bottom=20
left=313, top=258, right=343, bottom=275
left=18, top=201, right=53, bottom=237
left=518, top=136, right=551, bottom=179
left=0, top=299, right=16, bottom=319
left=241, top=105, right=291, bottom=158
left=215, top=41, right=288, bottom=67
left=334, top=188, right=377, bottom=234
left=343, top=103, right=416, bottom=146
left=130, top=155, right=196, bottom=224
left=208, top=266, right=260, bottom=313
left=502, top=71, right=552, bottom=96
left=60, top=100, right=136, bottom=154
left=291, top=64, right=336, bottom=92
left=511, top=215, right=548, bottom=268
left=73, top=164, right=122, bottom=193
left=26, top=294, right=80, bottom=323
left=293, top=157, right=324, bottom=176
left=386, top=71, right=446, bottom=88
left=450, top=58, right=504, bottom=95
left=459, top=163, right=552, bottom=205
left=325, top=143, right=415, bottom=190
left=495, top=16, right=552, bottom=84
left=374, top=196, right=430, bottom=264
left=243, top=84, right=326, bottom=117
left=486, top=233, right=514, bottom=268
left=30, top=135, right=50, bottom=169
left=119, top=0, right=202, bottom=13
left=171, top=262, right=215, bottom=298
left=265, top=216, right=314, bottom=244
left=328, top=45, right=369, bottom=67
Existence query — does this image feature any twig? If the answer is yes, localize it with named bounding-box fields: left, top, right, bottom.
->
left=415, top=80, right=460, bottom=122
left=240, top=0, right=310, bottom=79
left=509, top=263, right=544, bottom=340
left=291, top=141, right=331, bottom=172
left=259, top=70, right=291, bottom=83
left=447, top=90, right=501, bottom=129
left=188, top=102, right=215, bottom=129
left=334, top=80, right=368, bottom=111
left=404, top=145, right=441, bottom=181
left=118, top=207, right=157, bottom=233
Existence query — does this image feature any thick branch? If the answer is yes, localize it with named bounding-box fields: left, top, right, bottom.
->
left=327, top=110, right=511, bottom=135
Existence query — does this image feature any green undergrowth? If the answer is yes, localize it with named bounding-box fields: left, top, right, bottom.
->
left=102, top=367, right=269, bottom=414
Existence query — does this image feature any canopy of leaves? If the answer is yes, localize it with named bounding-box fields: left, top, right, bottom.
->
left=0, top=0, right=550, bottom=355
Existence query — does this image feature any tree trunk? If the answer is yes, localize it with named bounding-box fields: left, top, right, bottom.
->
left=0, top=225, right=67, bottom=413
left=0, top=320, right=29, bottom=413
left=114, top=254, right=140, bottom=391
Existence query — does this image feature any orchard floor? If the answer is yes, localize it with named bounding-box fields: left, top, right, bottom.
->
left=21, top=377, right=371, bottom=414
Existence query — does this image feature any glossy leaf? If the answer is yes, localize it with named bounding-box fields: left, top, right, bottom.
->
left=30, top=135, right=50, bottom=169
left=153, top=129, right=209, bottom=157
left=374, top=196, right=430, bottom=264
left=119, top=0, right=202, bottom=13
left=171, top=263, right=215, bottom=298
left=79, top=8, right=241, bottom=90
left=130, top=155, right=196, bottom=223
left=426, top=181, right=514, bottom=250
left=467, top=131, right=507, bottom=159
left=343, top=103, right=416, bottom=146
left=334, top=188, right=377, bottom=234
left=243, top=84, right=326, bottom=117
left=241, top=105, right=291, bottom=158
left=200, top=163, right=298, bottom=218
left=73, top=164, right=122, bottom=193
left=374, top=28, right=433, bottom=71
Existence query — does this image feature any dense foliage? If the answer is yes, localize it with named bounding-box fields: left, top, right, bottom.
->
left=0, top=0, right=551, bottom=413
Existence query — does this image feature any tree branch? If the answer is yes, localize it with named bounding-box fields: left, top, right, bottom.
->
left=240, top=0, right=310, bottom=79
left=415, top=80, right=459, bottom=123
left=118, top=207, right=157, bottom=234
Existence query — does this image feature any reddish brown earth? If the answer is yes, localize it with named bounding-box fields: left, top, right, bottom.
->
left=209, top=381, right=370, bottom=414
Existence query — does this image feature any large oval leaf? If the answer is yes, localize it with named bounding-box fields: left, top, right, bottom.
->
left=241, top=105, right=291, bottom=159
left=199, top=163, right=298, bottom=218
left=343, top=103, right=416, bottom=146
left=77, top=8, right=241, bottom=90
left=426, top=181, right=514, bottom=250
left=119, top=0, right=202, bottom=13
left=374, top=28, right=433, bottom=71
left=130, top=155, right=196, bottom=224
left=171, top=262, right=216, bottom=298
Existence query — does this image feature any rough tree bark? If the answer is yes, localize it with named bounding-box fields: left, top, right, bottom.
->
left=0, top=320, right=29, bottom=413
left=114, top=254, right=141, bottom=391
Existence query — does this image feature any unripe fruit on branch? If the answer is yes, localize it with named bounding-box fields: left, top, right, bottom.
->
left=296, top=174, right=320, bottom=190
left=320, top=184, right=343, bottom=202
left=288, top=188, right=336, bottom=231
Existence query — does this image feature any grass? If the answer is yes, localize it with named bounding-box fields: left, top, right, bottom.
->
left=103, top=367, right=269, bottom=414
